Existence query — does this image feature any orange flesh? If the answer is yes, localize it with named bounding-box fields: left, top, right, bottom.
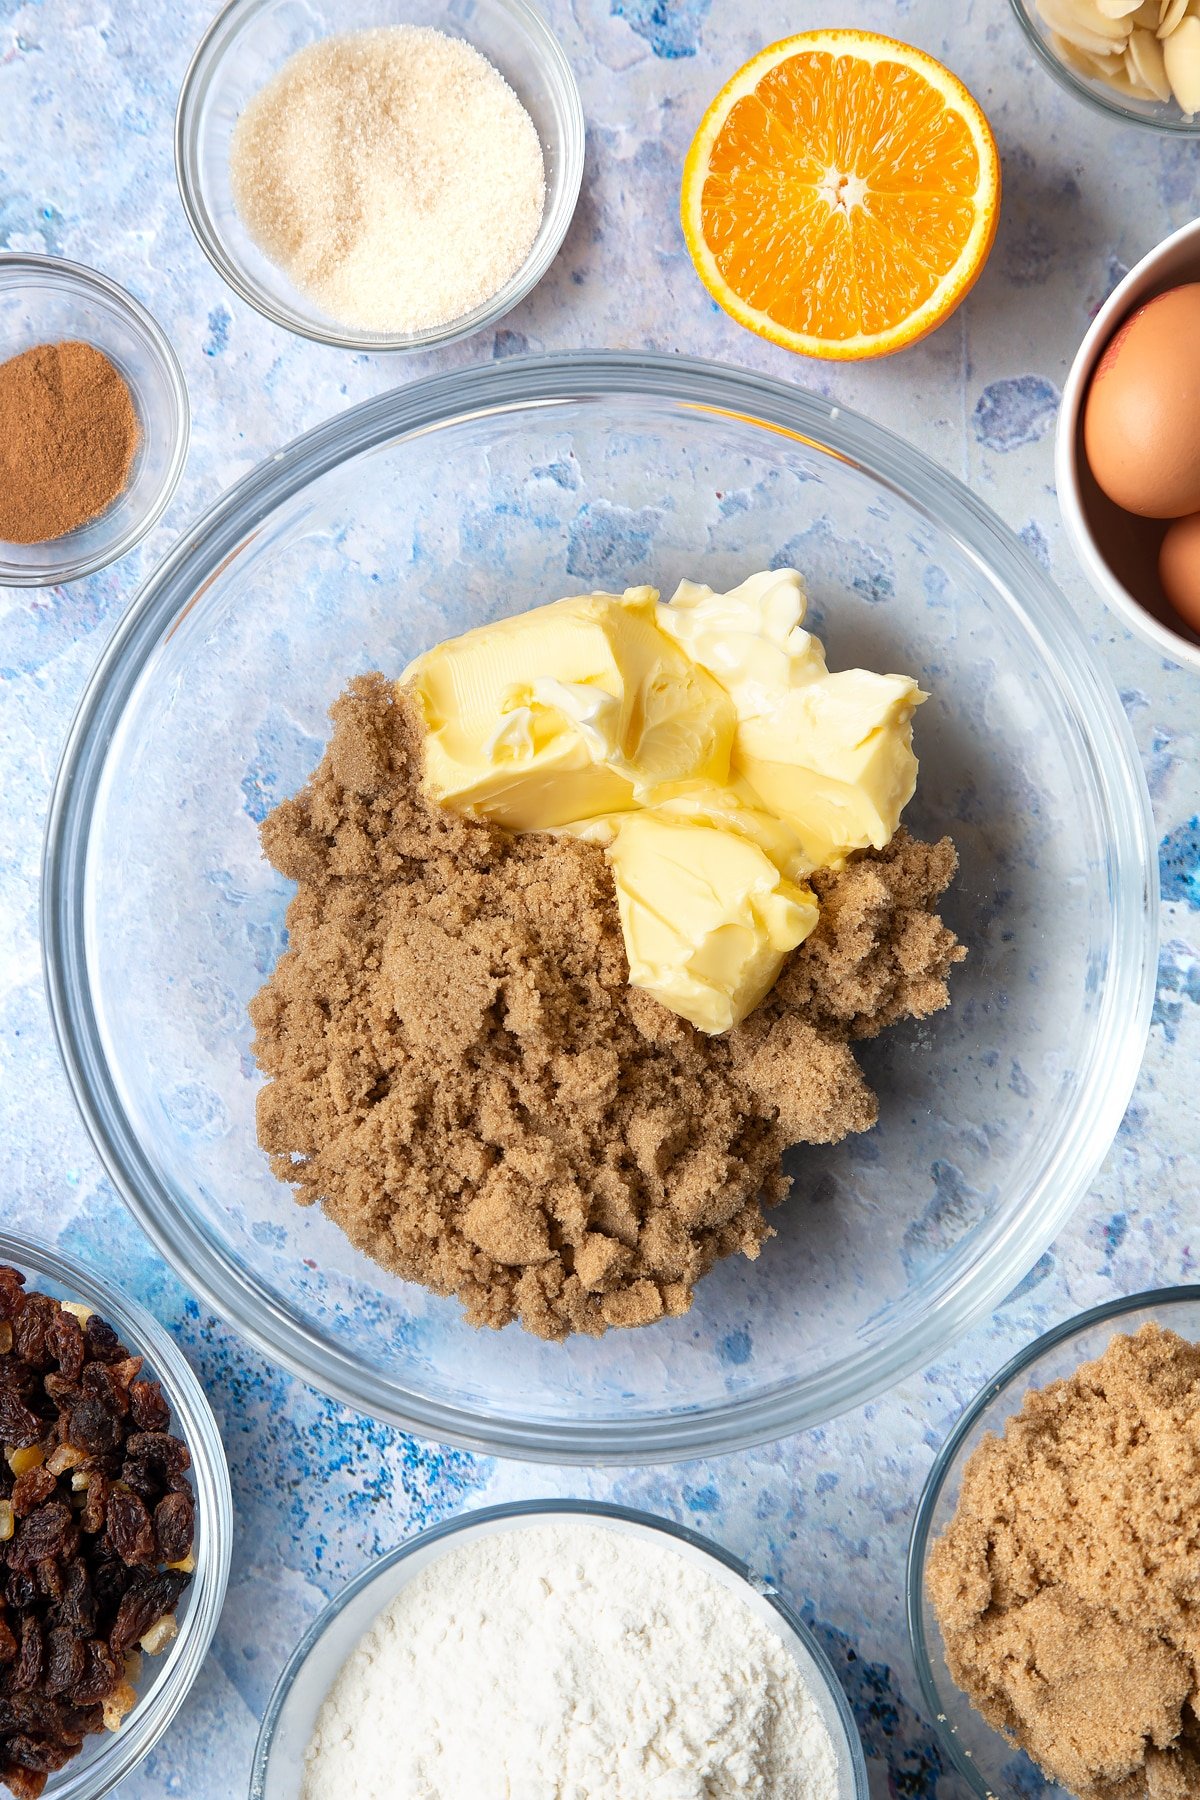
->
left=699, top=52, right=983, bottom=341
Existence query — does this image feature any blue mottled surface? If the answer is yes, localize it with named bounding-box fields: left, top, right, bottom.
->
left=1, top=2, right=1198, bottom=1795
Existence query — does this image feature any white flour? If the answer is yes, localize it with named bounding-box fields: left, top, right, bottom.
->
left=301, top=1520, right=842, bottom=1800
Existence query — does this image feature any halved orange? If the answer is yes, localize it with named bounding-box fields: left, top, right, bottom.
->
left=681, top=30, right=1001, bottom=361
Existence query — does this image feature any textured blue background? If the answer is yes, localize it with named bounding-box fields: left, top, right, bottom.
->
left=2, top=1, right=1199, bottom=1794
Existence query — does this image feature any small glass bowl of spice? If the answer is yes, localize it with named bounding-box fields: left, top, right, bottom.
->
left=0, top=1231, right=230, bottom=1799
left=909, top=1287, right=1200, bottom=1800
left=0, top=257, right=189, bottom=588
left=175, top=0, right=584, bottom=351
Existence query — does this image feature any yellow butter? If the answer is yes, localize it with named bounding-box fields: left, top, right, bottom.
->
left=657, top=567, right=827, bottom=715
left=657, top=569, right=924, bottom=870
left=566, top=776, right=813, bottom=883
left=402, top=587, right=735, bottom=831
left=605, top=813, right=819, bottom=1034
left=734, top=669, right=923, bottom=869
left=405, top=568, right=926, bottom=1033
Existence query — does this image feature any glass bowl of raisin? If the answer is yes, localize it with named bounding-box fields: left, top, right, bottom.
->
left=0, top=1233, right=231, bottom=1799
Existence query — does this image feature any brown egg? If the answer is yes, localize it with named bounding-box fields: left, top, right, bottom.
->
left=1083, top=283, right=1200, bottom=520
left=1158, top=511, right=1200, bottom=636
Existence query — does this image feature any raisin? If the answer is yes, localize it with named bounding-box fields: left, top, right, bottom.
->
left=128, top=1380, right=170, bottom=1434
left=81, top=1316, right=121, bottom=1365
left=0, top=1392, right=44, bottom=1452
left=81, top=1361, right=134, bottom=1417
left=10, top=1619, right=43, bottom=1693
left=0, top=1360, right=38, bottom=1400
left=31, top=1563, right=62, bottom=1606
left=4, top=1571, right=36, bottom=1614
left=8, top=1505, right=77, bottom=1573
left=44, top=1312, right=84, bottom=1387
left=109, top=1570, right=188, bottom=1658
left=107, top=1491, right=155, bottom=1567
left=11, top=1299, right=56, bottom=1371
left=0, top=1266, right=27, bottom=1322
left=0, top=1759, right=46, bottom=1800
left=10, top=1470, right=55, bottom=1517
left=3, top=1734, right=74, bottom=1774
left=87, top=1554, right=127, bottom=1633
left=0, top=1616, right=16, bottom=1663
left=64, top=1396, right=122, bottom=1459
left=79, top=1472, right=109, bottom=1537
left=40, top=1374, right=78, bottom=1409
left=66, top=1639, right=119, bottom=1706
left=153, top=1492, right=194, bottom=1566
left=41, top=1629, right=85, bottom=1701
left=121, top=1432, right=190, bottom=1500
left=49, top=1564, right=95, bottom=1641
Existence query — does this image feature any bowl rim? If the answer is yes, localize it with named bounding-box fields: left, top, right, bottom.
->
left=0, top=1228, right=232, bottom=1799
left=1008, top=0, right=1200, bottom=134
left=1055, top=213, right=1200, bottom=673
left=906, top=1283, right=1200, bottom=1797
left=248, top=1497, right=870, bottom=1800
left=40, top=349, right=1159, bottom=1465
left=174, top=0, right=585, bottom=352
left=0, top=252, right=191, bottom=588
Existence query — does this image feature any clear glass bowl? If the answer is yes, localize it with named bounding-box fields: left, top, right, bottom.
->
left=41, top=352, right=1157, bottom=1464
left=1009, top=0, right=1200, bottom=133
left=249, top=1499, right=869, bottom=1800
left=0, top=255, right=189, bottom=586
left=907, top=1288, right=1200, bottom=1799
left=0, top=1231, right=232, bottom=1798
left=175, top=0, right=584, bottom=351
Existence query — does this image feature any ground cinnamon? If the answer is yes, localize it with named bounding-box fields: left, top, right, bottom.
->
left=0, top=340, right=140, bottom=543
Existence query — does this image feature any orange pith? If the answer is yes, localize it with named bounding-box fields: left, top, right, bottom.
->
left=681, top=31, right=1001, bottom=361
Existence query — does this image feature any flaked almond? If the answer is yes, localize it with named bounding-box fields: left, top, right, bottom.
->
left=1127, top=24, right=1174, bottom=93
left=1158, top=0, right=1190, bottom=36
left=1164, top=11, right=1200, bottom=102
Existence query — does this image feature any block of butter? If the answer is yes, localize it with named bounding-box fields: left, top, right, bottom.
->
left=402, top=569, right=926, bottom=1033
left=402, top=587, right=735, bottom=831
left=661, top=568, right=925, bottom=869
left=605, top=813, right=819, bottom=1035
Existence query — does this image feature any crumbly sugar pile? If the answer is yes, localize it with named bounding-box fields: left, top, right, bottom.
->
left=928, top=1324, right=1200, bottom=1800
left=302, top=1520, right=840, bottom=1800
left=250, top=675, right=963, bottom=1340
left=229, top=27, right=545, bottom=334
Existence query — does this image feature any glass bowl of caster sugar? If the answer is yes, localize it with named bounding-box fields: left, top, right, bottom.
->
left=251, top=1502, right=869, bottom=1800
left=176, top=0, right=584, bottom=351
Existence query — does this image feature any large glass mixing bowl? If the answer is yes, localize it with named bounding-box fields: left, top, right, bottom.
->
left=42, top=353, right=1157, bottom=1463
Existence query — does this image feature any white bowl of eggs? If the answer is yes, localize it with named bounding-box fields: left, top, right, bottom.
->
left=1057, top=213, right=1200, bottom=671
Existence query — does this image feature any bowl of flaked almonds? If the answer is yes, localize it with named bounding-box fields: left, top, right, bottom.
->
left=0, top=1234, right=230, bottom=1800
left=1012, top=0, right=1200, bottom=130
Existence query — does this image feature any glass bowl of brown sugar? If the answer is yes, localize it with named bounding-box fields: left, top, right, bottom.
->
left=0, top=255, right=189, bottom=588
left=908, top=1287, right=1200, bottom=1800
left=41, top=354, right=1156, bottom=1464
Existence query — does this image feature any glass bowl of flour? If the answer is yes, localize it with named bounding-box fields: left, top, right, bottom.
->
left=249, top=1500, right=869, bottom=1800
